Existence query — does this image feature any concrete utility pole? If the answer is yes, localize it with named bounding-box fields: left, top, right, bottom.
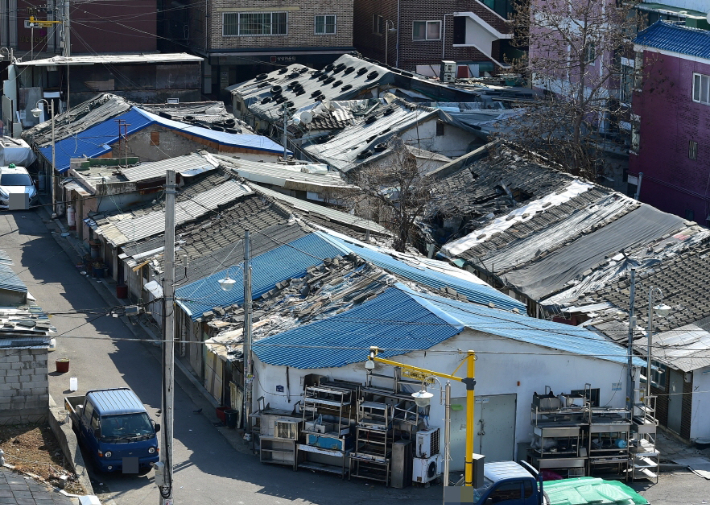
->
left=62, top=0, right=71, bottom=111
left=159, top=170, right=176, bottom=505
left=626, top=268, right=636, bottom=412
left=50, top=100, right=56, bottom=218
left=282, top=105, right=288, bottom=160
left=243, top=230, right=253, bottom=433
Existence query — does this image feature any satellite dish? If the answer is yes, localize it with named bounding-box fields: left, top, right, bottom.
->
left=300, top=111, right=313, bottom=124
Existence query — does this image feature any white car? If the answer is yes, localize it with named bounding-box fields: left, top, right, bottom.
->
left=0, top=165, right=38, bottom=210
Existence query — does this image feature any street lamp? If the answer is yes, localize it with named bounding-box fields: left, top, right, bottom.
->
left=646, top=286, right=671, bottom=401
left=31, top=99, right=56, bottom=218
left=218, top=275, right=236, bottom=292
left=384, top=20, right=397, bottom=67
left=367, top=346, right=477, bottom=487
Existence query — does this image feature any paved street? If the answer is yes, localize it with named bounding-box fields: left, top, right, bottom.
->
left=2, top=207, right=710, bottom=505
left=0, top=209, right=443, bottom=504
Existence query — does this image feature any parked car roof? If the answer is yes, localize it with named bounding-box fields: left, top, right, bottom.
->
left=87, top=388, right=146, bottom=416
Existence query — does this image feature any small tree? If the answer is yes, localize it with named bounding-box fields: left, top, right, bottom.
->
left=349, top=142, right=440, bottom=252
left=501, top=0, right=643, bottom=179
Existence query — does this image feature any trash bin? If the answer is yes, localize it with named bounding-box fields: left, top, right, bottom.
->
left=225, top=409, right=239, bottom=429
left=56, top=359, right=70, bottom=373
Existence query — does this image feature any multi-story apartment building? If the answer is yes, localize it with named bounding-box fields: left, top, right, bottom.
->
left=0, top=0, right=157, bottom=57
left=162, top=0, right=355, bottom=96
left=353, top=0, right=517, bottom=77
left=630, top=21, right=710, bottom=223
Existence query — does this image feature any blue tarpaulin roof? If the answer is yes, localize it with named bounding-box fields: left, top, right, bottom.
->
left=318, top=232, right=526, bottom=312
left=175, top=233, right=344, bottom=320
left=635, top=21, right=710, bottom=60
left=253, top=283, right=640, bottom=369
left=41, top=108, right=153, bottom=173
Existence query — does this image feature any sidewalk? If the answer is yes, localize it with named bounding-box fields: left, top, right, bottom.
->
left=39, top=200, right=256, bottom=459
left=0, top=468, right=75, bottom=505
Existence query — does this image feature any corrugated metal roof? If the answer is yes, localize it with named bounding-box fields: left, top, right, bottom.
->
left=121, top=153, right=219, bottom=182
left=17, top=53, right=203, bottom=66
left=318, top=232, right=526, bottom=312
left=215, top=154, right=354, bottom=191
left=92, top=179, right=252, bottom=246
left=88, top=388, right=147, bottom=416
left=250, top=183, right=389, bottom=235
left=411, top=287, right=642, bottom=366
left=40, top=108, right=153, bottom=173
left=229, top=54, right=395, bottom=121
left=0, top=262, right=27, bottom=294
left=253, top=287, right=463, bottom=369
left=635, top=21, right=710, bottom=59
left=176, top=233, right=345, bottom=320
left=304, top=103, right=438, bottom=172
left=135, top=109, right=289, bottom=154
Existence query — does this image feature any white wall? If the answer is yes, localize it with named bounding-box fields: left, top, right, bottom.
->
left=400, top=119, right=474, bottom=158
left=644, top=0, right=709, bottom=11
left=691, top=367, right=710, bottom=441
left=252, top=328, right=634, bottom=459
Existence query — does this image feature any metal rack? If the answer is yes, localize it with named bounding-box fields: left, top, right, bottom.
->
left=299, top=385, right=354, bottom=477
left=530, top=400, right=588, bottom=478
left=587, top=408, right=631, bottom=480
left=349, top=400, right=393, bottom=485
left=631, top=392, right=660, bottom=482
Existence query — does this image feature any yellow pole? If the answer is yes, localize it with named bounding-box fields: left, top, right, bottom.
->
left=464, top=350, right=476, bottom=486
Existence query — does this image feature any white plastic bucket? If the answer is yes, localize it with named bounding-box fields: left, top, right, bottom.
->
left=69, top=377, right=78, bottom=392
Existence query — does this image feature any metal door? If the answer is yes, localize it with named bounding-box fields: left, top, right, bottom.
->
left=448, top=394, right=517, bottom=471
left=668, top=369, right=683, bottom=434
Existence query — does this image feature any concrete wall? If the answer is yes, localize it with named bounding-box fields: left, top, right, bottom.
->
left=0, top=347, right=49, bottom=424
left=400, top=118, right=475, bottom=158
left=252, top=328, right=632, bottom=458
left=630, top=51, right=710, bottom=222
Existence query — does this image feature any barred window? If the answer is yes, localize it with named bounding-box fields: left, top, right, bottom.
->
left=223, top=12, right=287, bottom=36
left=315, top=15, right=336, bottom=35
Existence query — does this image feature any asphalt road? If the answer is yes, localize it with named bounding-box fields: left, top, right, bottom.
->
left=0, top=209, right=443, bottom=504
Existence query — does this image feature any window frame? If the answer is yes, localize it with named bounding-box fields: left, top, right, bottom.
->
left=620, top=64, right=633, bottom=104
left=584, top=42, right=596, bottom=65
left=412, top=20, right=442, bottom=41
left=373, top=14, right=384, bottom=35
left=222, top=11, right=288, bottom=37
left=693, top=72, right=710, bottom=105
left=315, top=14, right=337, bottom=35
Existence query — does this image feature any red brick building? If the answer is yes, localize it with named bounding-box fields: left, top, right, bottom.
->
left=353, top=0, right=517, bottom=76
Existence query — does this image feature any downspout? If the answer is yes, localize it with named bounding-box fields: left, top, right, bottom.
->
left=395, top=0, right=400, bottom=68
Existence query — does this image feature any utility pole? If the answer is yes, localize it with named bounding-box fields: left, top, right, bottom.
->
left=243, top=230, right=253, bottom=433
left=282, top=105, right=288, bottom=160
left=50, top=100, right=56, bottom=218
left=158, top=170, right=176, bottom=505
left=626, top=268, right=636, bottom=412
left=62, top=0, right=71, bottom=110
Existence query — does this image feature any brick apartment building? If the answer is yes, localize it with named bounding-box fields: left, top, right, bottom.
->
left=353, top=0, right=517, bottom=77
left=0, top=0, right=157, bottom=57
left=161, top=0, right=355, bottom=97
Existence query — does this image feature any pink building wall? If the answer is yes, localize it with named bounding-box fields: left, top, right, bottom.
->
left=630, top=51, right=710, bottom=222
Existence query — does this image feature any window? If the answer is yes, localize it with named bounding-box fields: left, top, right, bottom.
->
left=646, top=360, right=667, bottom=389
left=436, top=120, right=445, bottom=136
left=584, top=42, right=596, bottom=64
left=413, top=20, right=441, bottom=41
left=620, top=64, right=633, bottom=104
left=373, top=14, right=384, bottom=35
left=689, top=140, right=698, bottom=160
left=315, top=15, right=336, bottom=35
left=223, top=12, right=287, bottom=36
left=693, top=73, right=710, bottom=105
left=488, top=482, right=522, bottom=503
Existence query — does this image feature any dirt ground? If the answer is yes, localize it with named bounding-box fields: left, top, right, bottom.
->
left=0, top=423, right=85, bottom=494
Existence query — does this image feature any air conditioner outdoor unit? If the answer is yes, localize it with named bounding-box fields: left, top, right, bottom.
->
left=415, top=428, right=440, bottom=458
left=274, top=420, right=299, bottom=440
left=412, top=454, right=442, bottom=484
left=441, top=60, right=456, bottom=83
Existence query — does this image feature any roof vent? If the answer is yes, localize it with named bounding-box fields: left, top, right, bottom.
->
left=357, top=67, right=368, bottom=76
left=341, top=84, right=353, bottom=92
left=270, top=85, right=282, bottom=94
left=324, top=64, right=334, bottom=72
left=343, top=66, right=355, bottom=75
left=256, top=73, right=268, bottom=80
left=323, top=77, right=335, bottom=85
left=367, top=71, right=379, bottom=80
left=332, top=80, right=343, bottom=87
left=298, top=67, right=309, bottom=74
left=261, top=97, right=272, bottom=104
left=365, top=115, right=377, bottom=125
left=278, top=67, right=289, bottom=74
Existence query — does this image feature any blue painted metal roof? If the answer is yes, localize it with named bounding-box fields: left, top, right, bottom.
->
left=317, top=232, right=526, bottom=312
left=253, top=287, right=463, bottom=369
left=41, top=109, right=153, bottom=173
left=176, top=233, right=344, bottom=320
left=135, top=108, right=290, bottom=155
left=87, top=388, right=147, bottom=416
left=405, top=286, right=643, bottom=366
left=253, top=283, right=639, bottom=369
left=635, top=21, right=710, bottom=60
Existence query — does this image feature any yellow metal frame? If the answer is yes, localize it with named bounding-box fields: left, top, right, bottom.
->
left=28, top=16, right=61, bottom=28
left=367, top=346, right=477, bottom=486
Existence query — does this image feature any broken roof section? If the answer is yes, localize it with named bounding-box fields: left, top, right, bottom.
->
left=213, top=153, right=356, bottom=194
left=431, top=143, right=698, bottom=307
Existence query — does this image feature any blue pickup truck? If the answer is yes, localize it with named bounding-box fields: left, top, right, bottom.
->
left=65, top=388, right=160, bottom=473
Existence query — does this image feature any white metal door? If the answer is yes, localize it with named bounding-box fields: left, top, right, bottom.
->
left=668, top=369, right=683, bottom=434
left=448, top=394, right=517, bottom=472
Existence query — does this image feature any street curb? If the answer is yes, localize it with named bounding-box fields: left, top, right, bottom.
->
left=47, top=395, right=95, bottom=497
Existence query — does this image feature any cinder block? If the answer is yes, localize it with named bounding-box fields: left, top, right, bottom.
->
left=18, top=374, right=34, bottom=383
left=5, top=382, right=21, bottom=390
left=0, top=355, right=20, bottom=363
left=5, top=369, right=21, bottom=376
left=0, top=362, right=13, bottom=370
left=20, top=354, right=34, bottom=362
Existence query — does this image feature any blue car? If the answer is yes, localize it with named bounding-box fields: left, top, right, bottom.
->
left=66, top=388, right=160, bottom=473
